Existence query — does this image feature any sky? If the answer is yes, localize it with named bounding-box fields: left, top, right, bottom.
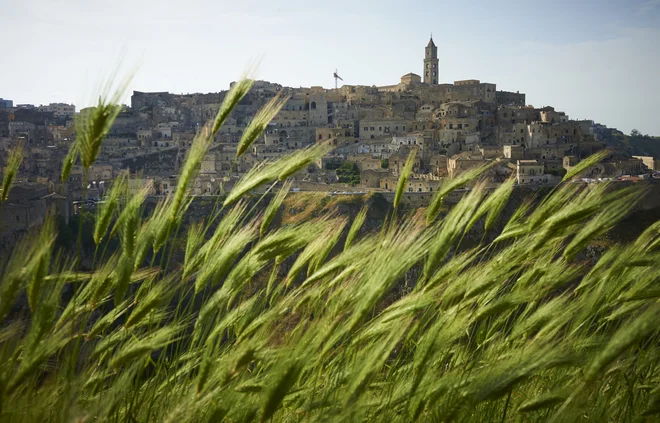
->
left=2, top=0, right=660, bottom=135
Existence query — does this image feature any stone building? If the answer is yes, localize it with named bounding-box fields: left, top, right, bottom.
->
left=503, top=145, right=524, bottom=160
left=378, top=174, right=441, bottom=193
left=201, top=153, right=217, bottom=174
left=37, top=103, right=75, bottom=119
left=401, top=73, right=422, bottom=86
left=516, top=160, right=545, bottom=184
left=347, top=154, right=382, bottom=171
left=633, top=156, right=658, bottom=171
left=496, top=91, right=525, bottom=106
left=360, top=119, right=408, bottom=138
left=448, top=152, right=487, bottom=178
left=360, top=168, right=390, bottom=188
left=423, top=37, right=439, bottom=85
left=0, top=183, right=69, bottom=235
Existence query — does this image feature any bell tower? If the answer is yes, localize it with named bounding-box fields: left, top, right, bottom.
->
left=424, top=36, right=438, bottom=85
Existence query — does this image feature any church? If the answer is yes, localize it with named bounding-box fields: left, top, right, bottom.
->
left=423, top=36, right=439, bottom=85
left=378, top=36, right=439, bottom=91
left=374, top=37, right=524, bottom=107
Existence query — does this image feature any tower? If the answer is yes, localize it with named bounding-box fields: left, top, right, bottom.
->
left=423, top=36, right=438, bottom=85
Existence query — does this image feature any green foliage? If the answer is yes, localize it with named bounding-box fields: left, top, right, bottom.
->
left=336, top=161, right=360, bottom=185
left=381, top=158, right=389, bottom=169
left=1, top=141, right=24, bottom=203
left=237, top=94, right=288, bottom=158
left=1, top=76, right=660, bottom=423
left=546, top=167, right=567, bottom=177
left=394, top=148, right=417, bottom=210
left=599, top=127, right=660, bottom=158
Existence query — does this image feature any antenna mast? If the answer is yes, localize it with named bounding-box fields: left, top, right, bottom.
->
left=333, top=69, right=343, bottom=89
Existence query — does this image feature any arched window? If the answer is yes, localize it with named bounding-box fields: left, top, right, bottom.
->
left=311, top=102, right=317, bottom=110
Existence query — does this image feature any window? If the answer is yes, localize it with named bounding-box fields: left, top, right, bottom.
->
left=16, top=215, right=19, bottom=222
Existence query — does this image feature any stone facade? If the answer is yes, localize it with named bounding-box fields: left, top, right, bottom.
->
left=423, top=37, right=439, bottom=85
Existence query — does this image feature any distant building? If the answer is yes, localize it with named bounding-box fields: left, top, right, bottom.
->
left=517, top=159, right=546, bottom=184
left=496, top=91, right=525, bottom=106
left=423, top=37, right=439, bottom=85
left=503, top=144, right=524, bottom=160
left=401, top=73, right=422, bottom=86
left=633, top=155, right=658, bottom=171
left=0, top=183, right=69, bottom=235
left=448, top=152, right=486, bottom=178
left=37, top=103, right=75, bottom=119
left=0, top=98, right=13, bottom=108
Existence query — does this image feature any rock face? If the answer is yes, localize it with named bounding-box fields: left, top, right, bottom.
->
left=3, top=184, right=658, bottom=280
left=142, top=183, right=659, bottom=251
left=0, top=230, right=26, bottom=259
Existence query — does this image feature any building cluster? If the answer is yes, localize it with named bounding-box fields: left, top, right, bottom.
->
left=1, top=37, right=657, bottom=235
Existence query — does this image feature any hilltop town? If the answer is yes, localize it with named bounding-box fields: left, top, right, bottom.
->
left=1, top=37, right=659, bottom=236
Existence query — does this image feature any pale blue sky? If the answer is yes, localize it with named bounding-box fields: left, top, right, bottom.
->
left=2, top=0, right=659, bottom=135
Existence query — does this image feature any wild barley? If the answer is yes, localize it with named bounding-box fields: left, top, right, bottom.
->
left=393, top=147, right=417, bottom=210
left=260, top=180, right=293, bottom=237
left=1, top=140, right=24, bottom=203
left=561, top=148, right=612, bottom=182
left=237, top=93, right=289, bottom=158
left=426, top=162, right=493, bottom=224
left=212, top=77, right=255, bottom=137
left=93, top=171, right=127, bottom=245
left=224, top=142, right=334, bottom=206
left=344, top=204, right=368, bottom=250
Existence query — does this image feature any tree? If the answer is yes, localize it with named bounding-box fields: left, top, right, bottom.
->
left=630, top=129, right=642, bottom=138
left=381, top=159, right=389, bottom=169
left=336, top=161, right=360, bottom=186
